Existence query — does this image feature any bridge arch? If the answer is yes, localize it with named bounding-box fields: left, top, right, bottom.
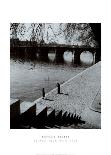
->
left=80, top=51, right=95, bottom=65
left=10, top=43, right=98, bottom=64
left=74, top=48, right=96, bottom=65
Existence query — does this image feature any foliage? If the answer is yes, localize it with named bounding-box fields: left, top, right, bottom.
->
left=29, top=23, right=45, bottom=43
left=59, top=23, right=97, bottom=47
left=17, top=24, right=26, bottom=40
left=10, top=23, right=98, bottom=47
left=10, top=23, right=20, bottom=39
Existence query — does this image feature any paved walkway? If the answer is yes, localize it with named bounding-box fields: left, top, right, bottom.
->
left=34, top=62, right=101, bottom=128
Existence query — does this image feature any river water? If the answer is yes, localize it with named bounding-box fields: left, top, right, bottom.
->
left=10, top=51, right=93, bottom=102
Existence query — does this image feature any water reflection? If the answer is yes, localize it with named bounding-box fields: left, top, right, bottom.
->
left=63, top=51, right=74, bottom=63
left=10, top=50, right=93, bottom=101
left=80, top=51, right=93, bottom=65
left=10, top=59, right=88, bottom=102
left=48, top=53, right=56, bottom=61
left=11, top=50, right=93, bottom=66
left=48, top=51, right=93, bottom=65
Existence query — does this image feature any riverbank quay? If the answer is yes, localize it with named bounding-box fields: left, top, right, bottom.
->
left=10, top=62, right=101, bottom=129
left=34, top=61, right=101, bottom=128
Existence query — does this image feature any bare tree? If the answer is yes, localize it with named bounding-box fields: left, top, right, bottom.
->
left=59, top=23, right=97, bottom=47
left=29, top=23, right=45, bottom=44
left=17, top=24, right=26, bottom=40
left=46, top=24, right=59, bottom=43
left=10, top=23, right=20, bottom=39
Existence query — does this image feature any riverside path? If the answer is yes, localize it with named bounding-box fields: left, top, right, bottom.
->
left=33, top=61, right=101, bottom=128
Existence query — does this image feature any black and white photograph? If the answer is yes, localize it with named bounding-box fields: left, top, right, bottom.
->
left=10, top=23, right=101, bottom=129
left=1, top=0, right=111, bottom=155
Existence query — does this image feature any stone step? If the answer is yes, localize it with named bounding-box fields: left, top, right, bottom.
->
left=46, top=107, right=55, bottom=127
left=61, top=111, right=68, bottom=125
left=73, top=114, right=84, bottom=125
left=20, top=104, right=36, bottom=126
left=10, top=98, right=85, bottom=129
left=55, top=110, right=62, bottom=126
left=10, top=98, right=20, bottom=129
left=47, top=107, right=54, bottom=116
left=10, top=98, right=20, bottom=105
left=65, top=113, right=71, bottom=125
left=69, top=114, right=74, bottom=124
left=20, top=102, right=47, bottom=128
left=20, top=101, right=35, bottom=114
left=32, top=103, right=47, bottom=128
left=36, top=103, right=47, bottom=116
left=10, top=98, right=20, bottom=116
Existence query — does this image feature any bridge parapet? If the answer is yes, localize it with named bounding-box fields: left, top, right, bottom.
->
left=10, top=40, right=100, bottom=64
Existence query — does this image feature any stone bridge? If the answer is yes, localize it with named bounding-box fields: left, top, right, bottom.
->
left=10, top=42, right=100, bottom=64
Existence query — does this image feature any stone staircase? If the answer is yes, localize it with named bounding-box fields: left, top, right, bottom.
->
left=10, top=98, right=85, bottom=129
